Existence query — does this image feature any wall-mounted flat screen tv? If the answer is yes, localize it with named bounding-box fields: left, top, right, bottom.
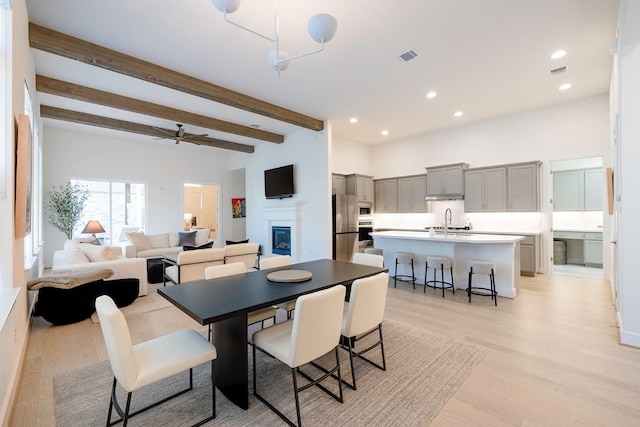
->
left=264, top=164, right=295, bottom=199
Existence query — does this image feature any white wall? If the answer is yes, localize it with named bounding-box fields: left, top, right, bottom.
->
left=617, top=39, right=640, bottom=347
left=1, top=0, right=39, bottom=423
left=229, top=168, right=246, bottom=241
left=42, top=127, right=233, bottom=266
left=330, top=135, right=376, bottom=176
left=229, top=127, right=331, bottom=263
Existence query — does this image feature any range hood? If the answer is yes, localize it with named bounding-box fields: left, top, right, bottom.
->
left=425, top=194, right=464, bottom=201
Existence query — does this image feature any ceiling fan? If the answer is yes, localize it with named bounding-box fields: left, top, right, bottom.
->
left=153, top=124, right=208, bottom=144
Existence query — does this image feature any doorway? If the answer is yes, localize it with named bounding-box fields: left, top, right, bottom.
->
left=184, top=183, right=219, bottom=241
left=550, top=156, right=604, bottom=279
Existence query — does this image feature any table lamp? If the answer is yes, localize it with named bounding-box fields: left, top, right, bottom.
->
left=184, top=213, right=193, bottom=231
left=82, top=220, right=105, bottom=238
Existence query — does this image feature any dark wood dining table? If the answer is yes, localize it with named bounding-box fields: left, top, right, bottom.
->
left=157, top=258, right=387, bottom=409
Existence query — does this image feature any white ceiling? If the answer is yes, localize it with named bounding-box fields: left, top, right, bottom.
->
left=25, top=0, right=619, bottom=151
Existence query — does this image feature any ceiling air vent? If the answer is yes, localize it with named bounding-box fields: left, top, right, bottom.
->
left=398, top=50, right=419, bottom=63
left=549, top=66, right=567, bottom=75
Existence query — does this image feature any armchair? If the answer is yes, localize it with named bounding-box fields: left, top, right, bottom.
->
left=163, top=248, right=225, bottom=286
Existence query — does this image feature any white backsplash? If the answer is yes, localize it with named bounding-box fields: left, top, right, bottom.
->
left=552, top=211, right=603, bottom=231
left=373, top=200, right=545, bottom=233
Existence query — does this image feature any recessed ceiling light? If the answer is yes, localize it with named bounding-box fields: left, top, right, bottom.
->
left=349, top=117, right=358, bottom=123
left=381, top=130, right=389, bottom=136
left=426, top=91, right=437, bottom=99
left=454, top=111, right=463, bottom=117
left=551, top=50, right=567, bottom=59
left=559, top=83, right=572, bottom=91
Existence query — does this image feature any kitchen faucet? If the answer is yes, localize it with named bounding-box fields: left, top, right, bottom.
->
left=444, top=208, right=452, bottom=236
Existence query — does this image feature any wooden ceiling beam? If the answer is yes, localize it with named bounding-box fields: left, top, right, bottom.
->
left=40, top=105, right=255, bottom=154
left=37, top=75, right=283, bottom=144
left=29, top=23, right=324, bottom=131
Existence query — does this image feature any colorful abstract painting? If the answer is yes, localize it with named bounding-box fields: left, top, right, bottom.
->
left=232, top=198, right=246, bottom=218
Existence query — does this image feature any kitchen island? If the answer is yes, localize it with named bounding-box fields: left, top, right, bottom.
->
left=370, top=230, right=525, bottom=298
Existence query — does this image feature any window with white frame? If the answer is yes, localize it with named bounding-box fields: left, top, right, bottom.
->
left=71, top=179, right=146, bottom=245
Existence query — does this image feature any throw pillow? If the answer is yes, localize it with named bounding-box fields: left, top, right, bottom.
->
left=225, top=239, right=249, bottom=245
left=78, top=244, right=119, bottom=262
left=183, top=241, right=214, bottom=251
left=178, top=231, right=197, bottom=246
left=194, top=228, right=211, bottom=246
left=65, top=247, right=91, bottom=264
left=146, top=233, right=170, bottom=249
left=125, top=231, right=151, bottom=251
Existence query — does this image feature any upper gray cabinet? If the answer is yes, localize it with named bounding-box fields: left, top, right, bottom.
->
left=346, top=174, right=374, bottom=203
left=464, top=167, right=507, bottom=212
left=553, top=168, right=602, bottom=211
left=332, top=173, right=346, bottom=195
left=374, top=179, right=398, bottom=213
left=426, top=163, right=468, bottom=198
left=507, top=162, right=541, bottom=211
left=397, top=175, right=427, bottom=213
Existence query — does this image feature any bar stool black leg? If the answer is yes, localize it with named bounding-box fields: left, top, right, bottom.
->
left=439, top=264, right=445, bottom=298
left=450, top=265, right=455, bottom=294
left=468, top=267, right=473, bottom=303
left=394, top=258, right=398, bottom=288
left=424, top=263, right=428, bottom=293
left=411, top=259, right=415, bottom=289
left=491, top=269, right=497, bottom=306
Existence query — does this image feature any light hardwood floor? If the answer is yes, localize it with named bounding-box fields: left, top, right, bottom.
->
left=10, top=274, right=640, bottom=426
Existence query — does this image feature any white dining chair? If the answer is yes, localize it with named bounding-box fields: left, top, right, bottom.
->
left=259, top=255, right=296, bottom=319
left=340, top=272, right=389, bottom=390
left=205, top=262, right=277, bottom=340
left=252, top=284, right=346, bottom=427
left=95, top=295, right=217, bottom=426
left=352, top=252, right=384, bottom=268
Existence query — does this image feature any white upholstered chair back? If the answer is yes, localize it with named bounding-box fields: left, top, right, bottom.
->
left=205, top=262, right=246, bottom=279
left=289, top=285, right=346, bottom=368
left=95, top=295, right=138, bottom=391
left=352, top=252, right=384, bottom=268
left=166, top=248, right=225, bottom=284
left=259, top=255, right=292, bottom=270
left=224, top=243, right=260, bottom=269
left=343, top=272, right=389, bottom=338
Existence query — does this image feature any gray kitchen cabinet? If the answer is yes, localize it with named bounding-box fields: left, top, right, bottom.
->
left=584, top=232, right=603, bottom=267
left=553, top=168, right=602, bottom=211
left=426, top=163, right=468, bottom=197
left=332, top=173, right=346, bottom=195
left=397, top=175, right=427, bottom=212
left=553, top=170, right=583, bottom=211
left=464, top=167, right=507, bottom=212
left=584, top=169, right=604, bottom=211
left=507, top=162, right=540, bottom=211
left=374, top=179, right=398, bottom=213
left=346, top=174, right=374, bottom=203
left=519, top=235, right=539, bottom=276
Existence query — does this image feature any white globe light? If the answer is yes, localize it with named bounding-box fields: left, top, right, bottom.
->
left=308, top=14, right=337, bottom=43
left=211, top=0, right=241, bottom=13
left=268, top=50, right=291, bottom=71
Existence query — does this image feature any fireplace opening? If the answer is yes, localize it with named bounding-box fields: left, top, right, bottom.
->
left=272, top=226, right=291, bottom=256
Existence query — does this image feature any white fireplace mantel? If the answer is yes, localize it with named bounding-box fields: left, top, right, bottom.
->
left=263, top=201, right=304, bottom=261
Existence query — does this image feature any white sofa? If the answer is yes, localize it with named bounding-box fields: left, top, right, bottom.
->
left=52, top=241, right=149, bottom=296
left=121, top=229, right=211, bottom=258
left=163, top=248, right=225, bottom=285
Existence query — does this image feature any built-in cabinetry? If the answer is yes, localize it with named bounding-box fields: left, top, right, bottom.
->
left=553, top=230, right=603, bottom=267
left=464, top=161, right=541, bottom=212
left=374, top=179, right=398, bottom=212
left=553, top=168, right=603, bottom=211
left=332, top=173, right=346, bottom=195
left=346, top=174, right=374, bottom=203
left=426, top=163, right=468, bottom=199
left=374, top=175, right=427, bottom=213
left=464, top=167, right=507, bottom=212
left=397, top=175, right=427, bottom=213
left=519, top=235, right=539, bottom=276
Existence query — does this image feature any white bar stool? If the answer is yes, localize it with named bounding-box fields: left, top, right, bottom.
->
left=364, top=248, right=383, bottom=256
left=467, top=260, right=497, bottom=306
left=424, top=255, right=454, bottom=297
left=393, top=252, right=415, bottom=289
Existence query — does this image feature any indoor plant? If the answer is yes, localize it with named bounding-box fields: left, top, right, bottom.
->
left=46, top=182, right=90, bottom=239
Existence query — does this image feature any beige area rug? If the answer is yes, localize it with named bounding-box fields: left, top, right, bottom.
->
left=54, top=319, right=487, bottom=426
left=90, top=284, right=171, bottom=323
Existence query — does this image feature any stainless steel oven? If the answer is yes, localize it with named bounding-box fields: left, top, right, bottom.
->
left=357, top=218, right=374, bottom=245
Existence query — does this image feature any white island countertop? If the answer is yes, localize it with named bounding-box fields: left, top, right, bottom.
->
left=370, top=230, right=524, bottom=298
left=371, top=230, right=525, bottom=244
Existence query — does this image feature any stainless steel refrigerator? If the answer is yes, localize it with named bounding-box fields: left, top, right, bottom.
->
left=332, top=194, right=358, bottom=262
